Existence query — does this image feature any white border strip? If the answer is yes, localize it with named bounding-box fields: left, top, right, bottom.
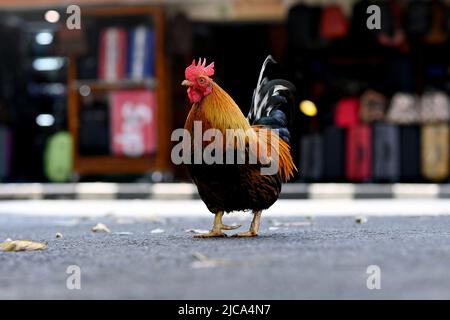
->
left=1, top=199, right=450, bottom=217
left=0, top=183, right=450, bottom=200
left=308, top=183, right=355, bottom=199
left=392, top=184, right=440, bottom=199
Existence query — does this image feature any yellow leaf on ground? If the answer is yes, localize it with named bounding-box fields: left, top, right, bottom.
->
left=91, top=223, right=111, bottom=233
left=0, top=240, right=48, bottom=252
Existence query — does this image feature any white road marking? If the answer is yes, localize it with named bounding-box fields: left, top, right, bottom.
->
left=0, top=199, right=450, bottom=217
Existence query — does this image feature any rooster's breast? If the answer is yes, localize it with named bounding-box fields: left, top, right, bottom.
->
left=188, top=163, right=282, bottom=214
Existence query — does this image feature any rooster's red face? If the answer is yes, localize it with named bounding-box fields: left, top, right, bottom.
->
left=182, top=58, right=215, bottom=103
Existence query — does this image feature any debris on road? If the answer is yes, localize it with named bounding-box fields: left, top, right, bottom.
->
left=185, top=229, right=210, bottom=234
left=55, top=232, right=63, bottom=239
left=0, top=240, right=48, bottom=252
left=150, top=228, right=165, bottom=234
left=112, top=232, right=134, bottom=236
left=271, top=220, right=312, bottom=227
left=91, top=223, right=111, bottom=233
left=355, top=216, right=368, bottom=224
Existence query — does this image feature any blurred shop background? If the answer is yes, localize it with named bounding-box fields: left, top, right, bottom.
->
left=0, top=0, right=450, bottom=185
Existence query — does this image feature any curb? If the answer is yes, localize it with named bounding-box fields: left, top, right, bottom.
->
left=0, top=183, right=449, bottom=200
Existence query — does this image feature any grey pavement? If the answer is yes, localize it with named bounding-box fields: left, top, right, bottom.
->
left=1, top=213, right=450, bottom=299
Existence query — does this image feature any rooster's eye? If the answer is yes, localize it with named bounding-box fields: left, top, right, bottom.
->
left=198, top=77, right=206, bottom=84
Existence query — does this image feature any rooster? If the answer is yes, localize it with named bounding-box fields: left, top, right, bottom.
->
left=181, top=55, right=297, bottom=237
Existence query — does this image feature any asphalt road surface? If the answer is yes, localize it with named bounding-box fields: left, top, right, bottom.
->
left=1, top=213, right=450, bottom=299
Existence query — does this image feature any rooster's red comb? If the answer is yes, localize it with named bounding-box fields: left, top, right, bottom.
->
left=185, top=58, right=215, bottom=80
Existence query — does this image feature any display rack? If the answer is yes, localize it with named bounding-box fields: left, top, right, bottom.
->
left=67, top=6, right=172, bottom=176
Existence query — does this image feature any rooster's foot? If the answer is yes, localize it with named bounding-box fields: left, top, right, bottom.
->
left=194, top=231, right=227, bottom=238
left=193, top=211, right=240, bottom=238
left=231, top=210, right=261, bottom=238
left=231, top=230, right=258, bottom=237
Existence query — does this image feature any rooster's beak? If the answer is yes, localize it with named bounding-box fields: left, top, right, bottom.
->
left=181, top=80, right=193, bottom=87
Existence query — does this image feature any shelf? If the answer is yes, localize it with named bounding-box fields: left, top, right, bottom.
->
left=72, top=79, right=157, bottom=93
left=76, top=155, right=160, bottom=175
left=67, top=6, right=172, bottom=177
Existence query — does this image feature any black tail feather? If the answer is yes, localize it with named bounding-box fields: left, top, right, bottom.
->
left=247, top=55, right=296, bottom=145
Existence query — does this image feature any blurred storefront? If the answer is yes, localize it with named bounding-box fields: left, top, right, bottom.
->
left=0, top=0, right=449, bottom=184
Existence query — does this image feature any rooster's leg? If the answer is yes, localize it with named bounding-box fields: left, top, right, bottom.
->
left=194, top=211, right=241, bottom=238
left=232, top=210, right=261, bottom=237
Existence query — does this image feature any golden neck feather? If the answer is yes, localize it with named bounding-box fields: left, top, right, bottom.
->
left=200, top=81, right=251, bottom=132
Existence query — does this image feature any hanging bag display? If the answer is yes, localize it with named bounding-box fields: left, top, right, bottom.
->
left=405, top=0, right=430, bottom=37
left=346, top=124, right=372, bottom=182
left=334, top=97, right=360, bottom=128
left=425, top=0, right=448, bottom=44
left=319, top=5, right=349, bottom=40
left=400, top=125, right=421, bottom=181
left=287, top=4, right=320, bottom=49
left=420, top=90, right=450, bottom=123
left=44, top=132, right=73, bottom=183
left=386, top=93, right=421, bottom=125
left=0, top=125, right=12, bottom=181
left=373, top=123, right=400, bottom=182
left=421, top=124, right=450, bottom=181
left=323, top=126, right=345, bottom=181
left=359, top=89, right=387, bottom=123
left=300, top=134, right=323, bottom=181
